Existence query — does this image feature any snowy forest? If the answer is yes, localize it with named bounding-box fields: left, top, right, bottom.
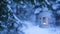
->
left=0, top=0, right=60, bottom=34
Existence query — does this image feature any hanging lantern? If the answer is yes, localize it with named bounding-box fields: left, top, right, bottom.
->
left=39, top=16, right=48, bottom=27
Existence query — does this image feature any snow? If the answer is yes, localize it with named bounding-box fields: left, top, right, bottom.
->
left=23, top=25, right=58, bottom=34
left=52, top=4, right=59, bottom=10
left=57, top=10, right=60, bottom=15
left=20, top=21, right=60, bottom=34
left=20, top=1, right=23, bottom=4
left=45, top=0, right=50, bottom=5
left=34, top=8, right=41, bottom=14
left=23, top=26, right=50, bottom=34
left=57, top=0, right=60, bottom=2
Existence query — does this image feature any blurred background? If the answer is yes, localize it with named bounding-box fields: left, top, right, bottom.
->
left=0, top=0, right=60, bottom=34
